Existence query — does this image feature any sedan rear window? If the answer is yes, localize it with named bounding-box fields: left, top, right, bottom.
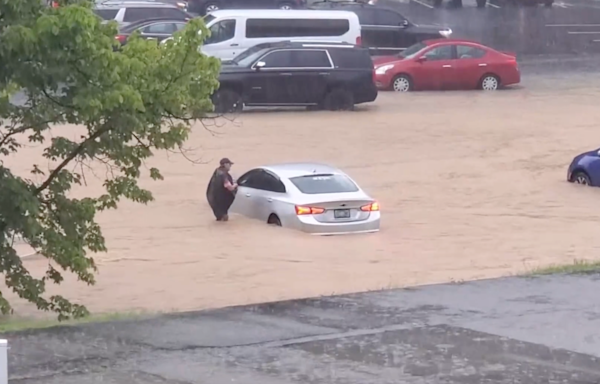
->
left=290, top=174, right=359, bottom=194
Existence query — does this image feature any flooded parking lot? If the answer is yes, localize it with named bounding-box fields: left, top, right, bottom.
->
left=3, top=74, right=600, bottom=317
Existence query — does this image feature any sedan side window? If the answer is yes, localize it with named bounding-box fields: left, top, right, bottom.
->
left=237, top=169, right=262, bottom=188
left=143, top=23, right=177, bottom=34
left=456, top=45, right=487, bottom=59
left=259, top=50, right=293, bottom=68
left=374, top=9, right=406, bottom=26
left=423, top=45, right=453, bottom=61
left=205, top=19, right=236, bottom=45
left=252, top=171, right=286, bottom=193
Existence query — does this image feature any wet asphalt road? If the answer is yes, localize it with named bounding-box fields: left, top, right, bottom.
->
left=379, top=0, right=600, bottom=55
left=5, top=274, right=600, bottom=383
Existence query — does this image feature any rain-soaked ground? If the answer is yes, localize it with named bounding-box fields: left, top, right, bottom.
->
left=6, top=274, right=600, bottom=383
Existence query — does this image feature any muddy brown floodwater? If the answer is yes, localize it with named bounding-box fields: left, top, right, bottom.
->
left=4, top=79, right=600, bottom=317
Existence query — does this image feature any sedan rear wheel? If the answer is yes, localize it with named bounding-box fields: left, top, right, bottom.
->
left=392, top=74, right=412, bottom=92
left=480, top=74, right=500, bottom=91
left=268, top=214, right=282, bottom=226
left=572, top=171, right=591, bottom=186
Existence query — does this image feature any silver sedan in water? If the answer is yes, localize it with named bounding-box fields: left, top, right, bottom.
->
left=230, top=163, right=380, bottom=235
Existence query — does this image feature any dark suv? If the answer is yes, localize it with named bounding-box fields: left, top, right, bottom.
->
left=310, top=1, right=452, bottom=56
left=212, top=41, right=378, bottom=112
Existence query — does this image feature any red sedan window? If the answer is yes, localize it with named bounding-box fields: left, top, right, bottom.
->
left=456, top=45, right=487, bottom=59
left=423, top=45, right=453, bottom=61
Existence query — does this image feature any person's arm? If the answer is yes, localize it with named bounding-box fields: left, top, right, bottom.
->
left=223, top=174, right=238, bottom=191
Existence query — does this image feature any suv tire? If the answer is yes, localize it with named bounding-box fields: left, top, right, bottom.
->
left=323, top=88, right=354, bottom=111
left=476, top=0, right=486, bottom=7
left=212, top=89, right=243, bottom=113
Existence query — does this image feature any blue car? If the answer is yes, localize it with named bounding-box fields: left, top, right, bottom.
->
left=567, top=148, right=600, bottom=186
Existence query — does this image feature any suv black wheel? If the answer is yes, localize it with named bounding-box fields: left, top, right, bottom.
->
left=323, top=88, right=354, bottom=111
left=212, top=89, right=243, bottom=113
left=476, top=0, right=486, bottom=7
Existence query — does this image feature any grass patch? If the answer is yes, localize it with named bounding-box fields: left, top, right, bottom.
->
left=525, top=259, right=600, bottom=276
left=0, top=311, right=154, bottom=333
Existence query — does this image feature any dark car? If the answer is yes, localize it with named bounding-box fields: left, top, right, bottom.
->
left=212, top=41, right=378, bottom=112
left=188, top=0, right=306, bottom=16
left=115, top=17, right=188, bottom=45
left=310, top=1, right=452, bottom=56
left=567, top=148, right=600, bottom=187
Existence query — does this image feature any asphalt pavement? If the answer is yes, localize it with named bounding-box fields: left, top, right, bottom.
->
left=4, top=274, right=600, bottom=383
left=380, top=0, right=600, bottom=54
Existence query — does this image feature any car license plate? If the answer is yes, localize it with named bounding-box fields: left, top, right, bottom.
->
left=334, top=209, right=350, bottom=219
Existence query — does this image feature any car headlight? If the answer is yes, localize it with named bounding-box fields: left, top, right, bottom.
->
left=375, top=64, right=394, bottom=75
left=439, top=28, right=452, bottom=37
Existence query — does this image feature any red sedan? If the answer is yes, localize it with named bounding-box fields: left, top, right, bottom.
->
left=373, top=39, right=520, bottom=92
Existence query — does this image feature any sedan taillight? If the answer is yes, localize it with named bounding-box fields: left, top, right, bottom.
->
left=295, top=206, right=325, bottom=215
left=360, top=202, right=380, bottom=212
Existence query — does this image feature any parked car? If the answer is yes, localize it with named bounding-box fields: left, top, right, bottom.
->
left=93, top=1, right=192, bottom=26
left=199, top=10, right=361, bottom=60
left=373, top=39, right=520, bottom=92
left=114, top=18, right=188, bottom=45
left=310, top=1, right=452, bottom=56
left=187, top=0, right=305, bottom=16
left=567, top=149, right=600, bottom=187
left=212, top=41, right=377, bottom=112
left=231, top=162, right=380, bottom=235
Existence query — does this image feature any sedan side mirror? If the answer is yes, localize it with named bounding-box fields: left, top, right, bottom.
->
left=416, top=56, right=427, bottom=63
left=254, top=61, right=266, bottom=70
left=401, top=20, right=409, bottom=27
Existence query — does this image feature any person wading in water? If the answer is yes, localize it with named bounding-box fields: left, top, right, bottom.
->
left=206, top=158, right=238, bottom=221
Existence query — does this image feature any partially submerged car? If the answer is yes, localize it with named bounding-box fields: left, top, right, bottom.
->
left=230, top=163, right=381, bottom=235
left=567, top=148, right=600, bottom=187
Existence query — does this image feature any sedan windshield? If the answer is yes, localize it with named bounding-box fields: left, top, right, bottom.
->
left=399, top=42, right=427, bottom=59
left=290, top=174, right=359, bottom=194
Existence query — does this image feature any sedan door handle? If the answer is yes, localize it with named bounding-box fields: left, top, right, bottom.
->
left=245, top=193, right=251, bottom=197
left=230, top=43, right=239, bottom=46
left=478, top=63, right=487, bottom=67
left=266, top=197, right=273, bottom=203
left=442, top=65, right=452, bottom=68
left=319, top=72, right=330, bottom=76
left=280, top=73, right=293, bottom=76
